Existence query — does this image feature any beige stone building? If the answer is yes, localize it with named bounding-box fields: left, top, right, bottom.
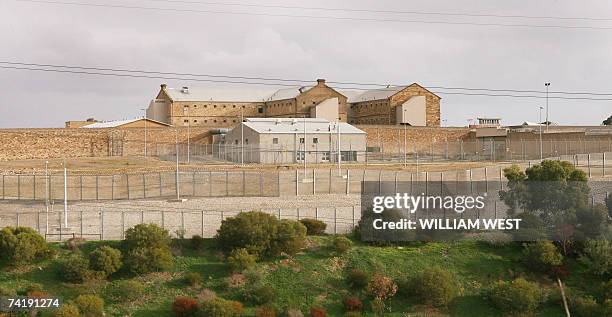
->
left=147, top=80, right=440, bottom=129
left=348, top=83, right=441, bottom=126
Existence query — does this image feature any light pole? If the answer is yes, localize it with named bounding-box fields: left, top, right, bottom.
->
left=303, top=115, right=307, bottom=177
left=545, top=82, right=550, bottom=131
left=539, top=106, right=544, bottom=160
left=140, top=108, right=147, bottom=157
left=45, top=160, right=49, bottom=234
left=62, top=159, right=68, bottom=229
left=240, top=107, right=244, bottom=166
left=403, top=109, right=407, bottom=167
left=337, top=119, right=342, bottom=176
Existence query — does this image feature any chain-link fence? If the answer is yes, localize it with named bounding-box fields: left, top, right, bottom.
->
left=1, top=156, right=611, bottom=201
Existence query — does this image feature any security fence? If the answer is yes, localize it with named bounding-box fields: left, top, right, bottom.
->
left=0, top=156, right=611, bottom=202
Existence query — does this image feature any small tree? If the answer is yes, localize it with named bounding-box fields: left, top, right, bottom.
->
left=110, top=280, right=145, bottom=301
left=227, top=248, right=256, bottom=273
left=172, top=296, right=199, bottom=317
left=270, top=219, right=307, bottom=256
left=0, top=227, right=48, bottom=265
left=366, top=274, right=397, bottom=302
left=59, top=253, right=91, bottom=283
left=489, top=278, right=542, bottom=313
left=89, top=246, right=122, bottom=277
left=299, top=219, right=327, bottom=235
left=74, top=294, right=104, bottom=317
left=53, top=303, right=81, bottom=317
left=216, top=211, right=279, bottom=257
left=579, top=240, right=611, bottom=276
left=331, top=236, right=352, bottom=254
left=522, top=241, right=563, bottom=273
left=123, top=223, right=173, bottom=275
left=124, top=223, right=171, bottom=250
left=199, top=297, right=244, bottom=317
left=346, top=269, right=369, bottom=290
left=415, top=267, right=458, bottom=307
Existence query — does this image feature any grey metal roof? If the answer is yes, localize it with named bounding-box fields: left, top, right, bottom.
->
left=164, top=87, right=274, bottom=102
left=242, top=118, right=365, bottom=134
left=82, top=118, right=170, bottom=128
left=346, top=86, right=407, bottom=103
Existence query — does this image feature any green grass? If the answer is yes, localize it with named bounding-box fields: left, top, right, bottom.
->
left=0, top=237, right=605, bottom=317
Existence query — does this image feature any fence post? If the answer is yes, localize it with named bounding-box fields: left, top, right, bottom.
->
left=209, top=171, right=213, bottom=197
left=161, top=211, right=165, bottom=229
left=193, top=172, right=196, bottom=197
left=329, top=168, right=332, bottom=194
left=469, top=169, right=473, bottom=193
left=111, top=175, right=115, bottom=200
left=143, top=174, right=146, bottom=198
left=181, top=211, right=185, bottom=234
left=16, top=212, right=20, bottom=227
left=394, top=171, right=398, bottom=193
left=126, top=174, right=130, bottom=200
left=80, top=175, right=83, bottom=201
left=295, top=169, right=299, bottom=196
left=603, top=152, right=606, bottom=176
left=1, top=174, right=4, bottom=200
left=201, top=210, right=205, bottom=237
left=17, top=175, right=20, bottom=200
left=242, top=171, right=246, bottom=196
left=315, top=207, right=319, bottom=220
left=378, top=170, right=382, bottom=195
left=33, top=175, right=36, bottom=200
left=484, top=167, right=488, bottom=192
left=100, top=210, right=104, bottom=240
left=159, top=172, right=163, bottom=197
left=141, top=210, right=144, bottom=224
left=297, top=208, right=300, bottom=220
left=334, top=207, right=338, bottom=234
left=225, top=171, right=229, bottom=196
left=499, top=166, right=504, bottom=190
left=346, top=169, right=351, bottom=195
left=96, top=175, right=99, bottom=200
left=277, top=208, right=281, bottom=220
left=352, top=206, right=356, bottom=228
left=313, top=169, right=316, bottom=195
left=588, top=154, right=592, bottom=178
left=121, top=210, right=125, bottom=239
left=260, top=172, right=264, bottom=196
left=80, top=210, right=83, bottom=237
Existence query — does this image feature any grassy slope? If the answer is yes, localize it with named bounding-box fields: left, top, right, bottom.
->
left=0, top=238, right=602, bottom=317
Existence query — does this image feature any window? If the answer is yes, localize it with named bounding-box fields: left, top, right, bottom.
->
left=233, top=120, right=236, bottom=123
left=233, top=105, right=236, bottom=108
left=273, top=138, right=278, bottom=144
left=214, top=105, right=217, bottom=108
left=194, top=105, right=197, bottom=108
left=234, top=140, right=238, bottom=145
left=223, top=119, right=227, bottom=122
left=193, top=120, right=198, bottom=123
left=296, top=151, right=305, bottom=161
left=299, top=138, right=305, bottom=144
left=223, top=105, right=227, bottom=108
left=313, top=138, right=318, bottom=144
left=183, top=119, right=188, bottom=123
left=321, top=152, right=330, bottom=161
left=214, top=119, right=217, bottom=123
left=245, top=139, right=249, bottom=144
left=204, top=120, right=208, bottom=123
left=341, top=151, right=357, bottom=162
left=242, top=105, right=245, bottom=108
left=204, top=105, right=207, bottom=108
left=258, top=107, right=263, bottom=113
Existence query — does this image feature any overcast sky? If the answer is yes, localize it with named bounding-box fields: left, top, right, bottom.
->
left=1, top=0, right=611, bottom=128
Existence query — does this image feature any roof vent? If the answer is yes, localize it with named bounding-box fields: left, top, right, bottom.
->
left=275, top=118, right=282, bottom=125
left=181, top=86, right=189, bottom=94
left=291, top=119, right=298, bottom=125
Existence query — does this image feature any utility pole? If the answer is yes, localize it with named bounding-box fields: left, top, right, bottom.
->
left=539, top=106, right=544, bottom=160
left=545, top=82, right=551, bottom=131
left=141, top=108, right=147, bottom=158
left=241, top=107, right=244, bottom=166
left=337, top=119, right=341, bottom=176
left=403, top=109, right=407, bottom=167
left=45, top=161, right=49, bottom=234
left=303, top=115, right=307, bottom=177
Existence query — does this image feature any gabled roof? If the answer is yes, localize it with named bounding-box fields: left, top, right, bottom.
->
left=163, top=87, right=274, bottom=102
left=82, top=118, right=171, bottom=128
left=346, top=83, right=440, bottom=103
left=265, top=86, right=315, bottom=102
left=241, top=118, right=365, bottom=134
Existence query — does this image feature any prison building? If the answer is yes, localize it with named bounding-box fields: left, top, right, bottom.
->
left=147, top=85, right=270, bottom=128
left=217, top=118, right=366, bottom=164
left=347, top=83, right=441, bottom=126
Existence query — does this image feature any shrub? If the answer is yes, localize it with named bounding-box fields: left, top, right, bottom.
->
left=367, top=274, right=397, bottom=301
left=123, top=224, right=173, bottom=274
left=489, top=278, right=542, bottom=313
left=579, top=240, right=611, bottom=276
left=198, top=297, right=244, bottom=317
left=309, top=307, right=326, bottom=317
left=227, top=248, right=256, bottom=273
left=0, top=227, right=48, bottom=265
left=125, top=246, right=173, bottom=274
left=299, top=219, right=327, bottom=235
left=20, top=282, right=43, bottom=295
left=172, top=296, right=199, bottom=317
left=110, top=280, right=145, bottom=301
left=522, top=241, right=563, bottom=273
left=53, top=303, right=81, bottom=317
left=342, top=296, right=363, bottom=312
left=186, top=272, right=203, bottom=287
left=343, top=312, right=361, bottom=317
left=255, top=305, right=277, bottom=317
left=216, top=211, right=279, bottom=256
left=191, top=235, right=205, bottom=250
left=0, top=285, right=16, bottom=297
left=74, top=294, right=104, bottom=317
left=89, top=246, right=122, bottom=277
left=331, top=236, right=352, bottom=254
left=270, top=220, right=307, bottom=256
left=347, top=269, right=369, bottom=290
left=243, top=284, right=275, bottom=305
left=59, top=253, right=91, bottom=283
left=572, top=296, right=603, bottom=317
left=415, top=267, right=458, bottom=307
left=65, top=237, right=86, bottom=251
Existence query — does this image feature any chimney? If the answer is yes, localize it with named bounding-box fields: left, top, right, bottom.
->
left=160, top=83, right=167, bottom=89
left=316, top=78, right=326, bottom=86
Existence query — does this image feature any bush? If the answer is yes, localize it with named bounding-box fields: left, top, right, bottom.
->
left=198, top=297, right=244, bottom=317
left=414, top=267, right=458, bottom=307
left=309, top=307, right=326, bottom=317
left=74, top=294, right=104, bottom=317
left=366, top=274, right=397, bottom=301
left=216, top=211, right=279, bottom=256
left=255, top=305, right=277, bottom=317
left=522, top=241, right=563, bottom=272
left=343, top=312, right=361, bottom=317
left=89, top=246, right=122, bottom=277
left=347, top=269, right=369, bottom=290
left=172, top=296, right=199, bottom=317
left=53, top=303, right=81, bottom=317
left=125, top=246, right=173, bottom=274
left=0, top=227, right=48, bottom=265
left=186, top=272, right=203, bottom=287
left=0, top=285, right=16, bottom=297
left=579, top=240, right=611, bottom=276
left=342, top=296, right=363, bottom=312
left=331, top=236, right=352, bottom=254
left=191, top=235, right=205, bottom=250
left=227, top=248, right=256, bottom=273
left=489, top=278, right=542, bottom=313
left=243, top=284, right=275, bottom=305
left=299, top=219, right=327, bottom=235
left=110, top=280, right=145, bottom=301
left=572, top=296, right=603, bottom=317
left=65, top=237, right=86, bottom=251
left=270, top=220, right=307, bottom=256
left=59, top=253, right=91, bottom=283
left=123, top=224, right=173, bottom=274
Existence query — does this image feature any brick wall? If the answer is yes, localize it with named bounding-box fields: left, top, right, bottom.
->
left=355, top=125, right=471, bottom=152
